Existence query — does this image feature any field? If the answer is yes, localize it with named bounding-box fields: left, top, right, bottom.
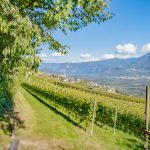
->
left=0, top=87, right=144, bottom=150
left=22, top=74, right=150, bottom=137
left=1, top=73, right=150, bottom=149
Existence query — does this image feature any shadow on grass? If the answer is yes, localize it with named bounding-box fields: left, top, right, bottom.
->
left=24, top=88, right=85, bottom=131
left=125, top=138, right=150, bottom=150
left=0, top=96, right=24, bottom=136
left=120, top=138, right=143, bottom=150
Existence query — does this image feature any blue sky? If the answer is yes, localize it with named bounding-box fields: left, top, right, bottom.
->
left=39, top=0, right=150, bottom=63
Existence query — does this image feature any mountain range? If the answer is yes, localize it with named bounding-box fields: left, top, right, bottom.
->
left=39, top=52, right=150, bottom=97
left=39, top=52, right=150, bottom=78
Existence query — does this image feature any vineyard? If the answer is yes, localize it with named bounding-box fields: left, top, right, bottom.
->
left=32, top=75, right=144, bottom=103
left=22, top=74, right=148, bottom=137
left=2, top=0, right=149, bottom=149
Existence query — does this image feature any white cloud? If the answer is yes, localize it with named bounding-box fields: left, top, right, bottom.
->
left=102, top=54, right=115, bottom=60
left=116, top=43, right=137, bottom=54
left=40, top=52, right=47, bottom=58
left=116, top=54, right=139, bottom=59
left=39, top=52, right=48, bottom=61
left=79, top=53, right=99, bottom=62
left=142, top=43, right=150, bottom=52
left=102, top=53, right=139, bottom=60
left=80, top=53, right=92, bottom=59
left=52, top=52, right=64, bottom=57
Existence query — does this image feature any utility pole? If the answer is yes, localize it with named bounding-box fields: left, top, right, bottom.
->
left=144, top=86, right=150, bottom=150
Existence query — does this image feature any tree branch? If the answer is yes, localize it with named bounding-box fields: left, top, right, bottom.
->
left=25, top=0, right=36, bottom=9
left=20, top=0, right=36, bottom=12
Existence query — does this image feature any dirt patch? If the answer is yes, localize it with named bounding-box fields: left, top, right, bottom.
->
left=19, top=139, right=66, bottom=150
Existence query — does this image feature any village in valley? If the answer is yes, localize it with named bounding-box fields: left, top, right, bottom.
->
left=38, top=72, right=117, bottom=94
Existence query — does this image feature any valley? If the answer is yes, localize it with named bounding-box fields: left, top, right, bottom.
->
left=39, top=52, right=150, bottom=97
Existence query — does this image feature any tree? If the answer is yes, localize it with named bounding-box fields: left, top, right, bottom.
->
left=0, top=0, right=112, bottom=96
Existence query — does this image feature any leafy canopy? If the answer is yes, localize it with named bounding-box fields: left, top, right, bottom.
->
left=0, top=0, right=112, bottom=95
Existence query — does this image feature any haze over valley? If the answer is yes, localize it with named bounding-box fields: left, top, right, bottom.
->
left=40, top=52, right=150, bottom=97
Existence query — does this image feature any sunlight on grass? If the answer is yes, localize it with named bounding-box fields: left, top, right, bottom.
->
left=10, top=87, right=143, bottom=150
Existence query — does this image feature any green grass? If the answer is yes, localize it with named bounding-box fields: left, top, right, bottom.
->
left=0, top=130, right=11, bottom=149
left=0, top=87, right=144, bottom=149
left=2, top=87, right=142, bottom=150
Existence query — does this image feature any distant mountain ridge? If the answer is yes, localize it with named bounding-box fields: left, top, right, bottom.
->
left=39, top=52, right=150, bottom=77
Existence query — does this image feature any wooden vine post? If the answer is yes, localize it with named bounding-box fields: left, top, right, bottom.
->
left=144, top=86, right=150, bottom=150
left=113, top=108, right=117, bottom=135
left=90, top=100, right=97, bottom=136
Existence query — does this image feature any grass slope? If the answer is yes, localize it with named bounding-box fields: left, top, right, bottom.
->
left=1, top=87, right=144, bottom=150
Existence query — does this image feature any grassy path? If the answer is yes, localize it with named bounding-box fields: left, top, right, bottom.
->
left=4, top=87, right=143, bottom=150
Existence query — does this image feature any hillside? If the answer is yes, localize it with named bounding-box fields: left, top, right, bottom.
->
left=22, top=74, right=147, bottom=136
left=0, top=87, right=143, bottom=150
left=39, top=52, right=150, bottom=97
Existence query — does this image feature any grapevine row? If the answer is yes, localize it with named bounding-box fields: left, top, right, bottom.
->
left=32, top=76, right=144, bottom=103
left=22, top=80, right=145, bottom=137
left=22, top=82, right=92, bottom=129
left=29, top=77, right=145, bottom=119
